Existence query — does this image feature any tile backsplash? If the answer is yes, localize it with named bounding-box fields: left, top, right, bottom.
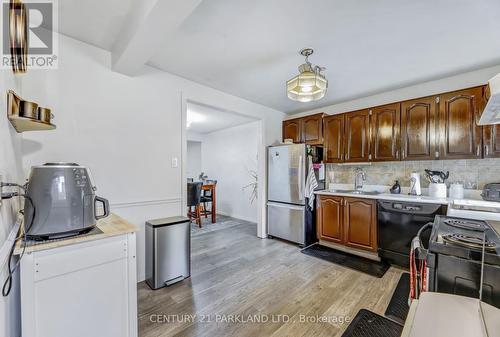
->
left=326, top=158, right=500, bottom=189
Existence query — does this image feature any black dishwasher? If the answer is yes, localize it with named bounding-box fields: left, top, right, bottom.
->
left=377, top=201, right=446, bottom=268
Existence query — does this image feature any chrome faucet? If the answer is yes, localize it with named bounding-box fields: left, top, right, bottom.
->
left=354, top=168, right=366, bottom=191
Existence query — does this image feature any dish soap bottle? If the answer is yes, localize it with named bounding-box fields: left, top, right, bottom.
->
left=390, top=180, right=401, bottom=194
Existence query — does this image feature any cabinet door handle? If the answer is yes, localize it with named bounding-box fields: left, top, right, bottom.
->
left=402, top=149, right=405, bottom=158
left=485, top=145, right=489, bottom=157
left=396, top=150, right=399, bottom=158
left=477, top=145, right=481, bottom=157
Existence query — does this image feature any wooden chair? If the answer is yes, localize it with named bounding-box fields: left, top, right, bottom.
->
left=187, top=182, right=202, bottom=227
left=201, top=180, right=217, bottom=219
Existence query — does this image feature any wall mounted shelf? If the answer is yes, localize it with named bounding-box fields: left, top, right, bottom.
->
left=6, top=90, right=56, bottom=133
left=8, top=115, right=56, bottom=132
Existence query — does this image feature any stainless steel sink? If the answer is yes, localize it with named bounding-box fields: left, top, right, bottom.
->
left=329, top=189, right=381, bottom=195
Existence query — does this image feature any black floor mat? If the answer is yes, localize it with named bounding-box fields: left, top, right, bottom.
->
left=301, top=244, right=390, bottom=278
left=384, top=273, right=411, bottom=324
left=342, top=309, right=403, bottom=337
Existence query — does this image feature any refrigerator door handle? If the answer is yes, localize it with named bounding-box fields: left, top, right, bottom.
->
left=267, top=201, right=305, bottom=211
left=298, top=155, right=304, bottom=200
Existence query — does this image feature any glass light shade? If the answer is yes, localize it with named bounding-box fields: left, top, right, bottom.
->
left=287, top=70, right=328, bottom=102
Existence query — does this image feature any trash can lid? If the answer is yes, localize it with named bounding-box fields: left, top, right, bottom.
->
left=146, top=216, right=190, bottom=228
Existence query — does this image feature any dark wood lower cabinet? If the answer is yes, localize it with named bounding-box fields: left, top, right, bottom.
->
left=317, top=195, right=343, bottom=243
left=343, top=198, right=377, bottom=252
left=317, top=195, right=377, bottom=253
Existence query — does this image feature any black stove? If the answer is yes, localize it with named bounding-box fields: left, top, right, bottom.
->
left=442, top=233, right=497, bottom=251
left=442, top=218, right=487, bottom=231
left=426, top=215, right=500, bottom=308
left=429, top=216, right=500, bottom=264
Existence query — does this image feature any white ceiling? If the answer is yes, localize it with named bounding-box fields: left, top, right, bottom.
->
left=57, top=0, right=133, bottom=50
left=57, top=0, right=500, bottom=113
left=186, top=102, right=257, bottom=134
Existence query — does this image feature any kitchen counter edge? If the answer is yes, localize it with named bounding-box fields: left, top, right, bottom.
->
left=315, top=190, right=456, bottom=205
left=14, top=213, right=139, bottom=255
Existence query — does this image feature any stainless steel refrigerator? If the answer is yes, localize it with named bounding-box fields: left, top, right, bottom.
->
left=267, top=143, right=323, bottom=246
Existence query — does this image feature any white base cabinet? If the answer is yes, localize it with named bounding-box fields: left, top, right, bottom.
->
left=20, top=233, right=137, bottom=337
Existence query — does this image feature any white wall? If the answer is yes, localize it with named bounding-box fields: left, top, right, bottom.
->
left=287, top=64, right=500, bottom=118
left=0, top=32, right=282, bottom=337
left=17, top=34, right=285, bottom=285
left=186, top=141, right=202, bottom=179
left=202, top=121, right=259, bottom=222
left=0, top=73, right=24, bottom=337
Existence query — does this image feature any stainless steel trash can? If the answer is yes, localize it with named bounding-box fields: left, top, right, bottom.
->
left=145, top=216, right=191, bottom=290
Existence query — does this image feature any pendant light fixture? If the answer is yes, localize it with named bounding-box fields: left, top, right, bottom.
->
left=286, top=48, right=328, bottom=102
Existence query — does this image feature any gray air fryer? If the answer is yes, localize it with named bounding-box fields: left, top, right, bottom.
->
left=24, top=163, right=110, bottom=240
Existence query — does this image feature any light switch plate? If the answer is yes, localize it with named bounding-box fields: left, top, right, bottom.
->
left=171, top=157, right=178, bottom=168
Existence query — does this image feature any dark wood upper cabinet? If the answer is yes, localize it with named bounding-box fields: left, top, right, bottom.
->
left=282, top=85, right=490, bottom=162
left=344, top=109, right=370, bottom=162
left=301, top=113, right=324, bottom=145
left=282, top=119, right=301, bottom=143
left=484, top=124, right=500, bottom=158
left=400, top=96, right=438, bottom=161
left=323, top=114, right=344, bottom=163
left=343, top=198, right=377, bottom=252
left=317, top=195, right=343, bottom=244
left=370, top=103, right=401, bottom=161
left=438, top=87, right=483, bottom=160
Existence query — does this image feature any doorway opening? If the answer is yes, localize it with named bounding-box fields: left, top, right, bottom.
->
left=183, top=101, right=262, bottom=236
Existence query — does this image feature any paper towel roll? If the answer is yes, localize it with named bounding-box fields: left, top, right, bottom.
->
left=410, top=172, right=421, bottom=196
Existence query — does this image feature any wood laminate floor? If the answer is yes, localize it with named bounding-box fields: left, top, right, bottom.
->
left=138, top=219, right=403, bottom=337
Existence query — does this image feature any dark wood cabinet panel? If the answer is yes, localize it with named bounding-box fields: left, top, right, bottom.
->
left=301, top=113, right=324, bottom=145
left=282, top=119, right=301, bottom=143
left=282, top=85, right=489, bottom=162
left=344, top=109, right=370, bottom=162
left=370, top=103, right=401, bottom=161
left=400, top=96, right=438, bottom=161
left=317, top=196, right=343, bottom=244
left=484, top=124, right=500, bottom=158
left=323, top=114, right=344, bottom=163
left=438, top=87, right=483, bottom=159
left=343, top=198, right=377, bottom=252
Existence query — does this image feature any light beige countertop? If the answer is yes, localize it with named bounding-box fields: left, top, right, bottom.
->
left=14, top=213, right=139, bottom=255
left=401, top=292, right=500, bottom=337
